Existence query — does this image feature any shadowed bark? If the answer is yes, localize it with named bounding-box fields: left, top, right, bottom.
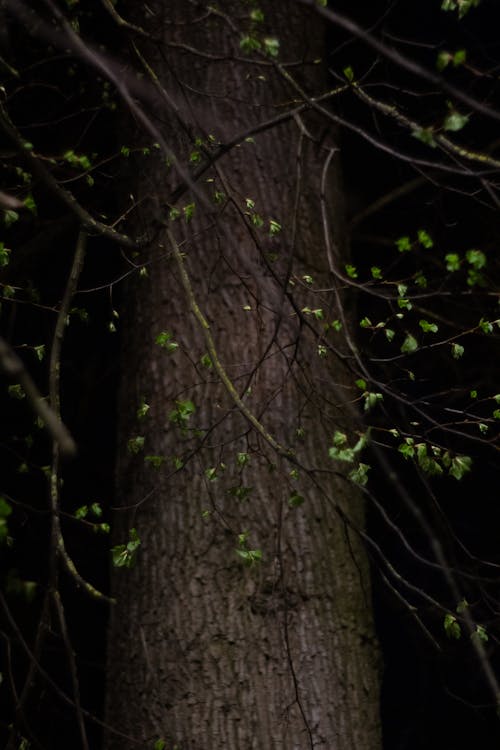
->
left=105, top=3, right=381, bottom=748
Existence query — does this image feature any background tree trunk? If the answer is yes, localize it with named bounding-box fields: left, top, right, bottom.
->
left=105, top=2, right=381, bottom=748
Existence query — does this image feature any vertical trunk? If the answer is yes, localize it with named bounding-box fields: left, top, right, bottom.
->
left=105, top=3, right=381, bottom=748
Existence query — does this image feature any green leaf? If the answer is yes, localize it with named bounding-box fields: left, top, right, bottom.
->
left=415, top=272, right=427, bottom=288
left=416, top=443, right=443, bottom=475
left=345, top=264, right=358, bottom=278
left=183, top=202, right=195, bottom=222
left=250, top=8, right=264, bottom=22
left=263, top=37, right=279, bottom=58
left=200, top=353, right=212, bottom=369
left=363, top=392, right=383, bottom=412
left=288, top=491, right=305, bottom=508
left=236, top=548, right=262, bottom=564
left=419, top=319, right=438, bottom=333
left=228, top=485, right=253, bottom=501
left=127, top=436, right=145, bottom=454
left=4, top=209, right=19, bottom=227
left=396, top=236, right=412, bottom=252
left=155, top=331, right=179, bottom=353
left=371, top=266, right=382, bottom=279
left=401, top=334, right=418, bottom=354
left=111, top=528, right=141, bottom=569
left=137, top=399, right=150, bottom=419
left=349, top=462, right=371, bottom=486
left=145, top=455, right=165, bottom=469
left=269, top=219, right=281, bottom=236
left=8, top=384, right=25, bottom=399
left=240, top=35, right=261, bottom=52
left=412, top=127, right=437, bottom=147
left=465, top=249, right=486, bottom=269
left=443, top=110, right=469, bottom=132
left=453, top=49, right=467, bottom=65
left=417, top=229, right=434, bottom=248
left=90, top=502, right=102, bottom=517
left=0, top=243, right=11, bottom=267
left=444, top=613, right=461, bottom=639
left=437, top=51, right=452, bottom=71
left=452, top=343, right=464, bottom=359
left=449, top=454, right=472, bottom=480
left=471, top=625, right=488, bottom=643
left=398, top=441, right=415, bottom=459
left=154, top=741, right=167, bottom=750
left=445, top=253, right=461, bottom=271
left=75, top=505, right=88, bottom=519
left=237, top=452, right=249, bottom=467
left=441, top=0, right=480, bottom=18
left=479, top=318, right=493, bottom=334
left=343, top=66, right=354, bottom=82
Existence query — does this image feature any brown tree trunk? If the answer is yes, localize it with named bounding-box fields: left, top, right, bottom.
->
left=105, top=3, right=381, bottom=748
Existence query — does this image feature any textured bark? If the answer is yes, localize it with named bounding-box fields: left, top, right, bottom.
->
left=105, top=3, right=381, bottom=749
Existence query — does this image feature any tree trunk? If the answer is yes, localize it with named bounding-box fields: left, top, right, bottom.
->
left=105, top=2, right=381, bottom=748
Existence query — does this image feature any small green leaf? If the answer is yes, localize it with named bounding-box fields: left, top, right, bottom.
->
left=479, top=318, right=493, bottom=334
left=145, top=455, right=165, bottom=469
left=419, top=319, right=438, bottom=333
left=364, top=392, right=383, bottom=412
left=453, top=49, right=467, bottom=66
left=401, top=334, right=418, bottom=354
left=200, top=353, right=212, bottom=369
left=371, top=266, right=382, bottom=279
left=4, top=210, right=19, bottom=228
left=237, top=452, right=249, bottom=467
left=89, top=502, right=102, bottom=517
left=8, top=384, right=25, bottom=399
left=127, top=436, right=145, bottom=454
left=445, top=253, right=461, bottom=271
left=349, top=462, right=370, bottom=486
left=437, top=51, right=452, bottom=71
left=111, top=528, right=141, bottom=569
left=443, top=110, right=469, bottom=132
left=417, top=229, right=434, bottom=248
left=155, top=331, right=179, bottom=353
left=471, top=625, right=488, bottom=643
left=396, top=236, right=412, bottom=252
left=269, top=219, right=281, bottom=235
left=288, top=491, right=304, bottom=508
left=452, top=343, right=464, bottom=359
left=412, top=127, right=437, bottom=147
left=250, top=8, right=264, bottom=21
left=137, top=399, right=150, bottom=419
left=345, top=264, right=358, bottom=279
left=240, top=35, right=261, bottom=53
left=154, top=741, right=167, bottom=750
left=449, top=454, right=472, bottom=480
left=343, top=66, right=354, bottom=82
left=398, top=441, right=415, bottom=459
left=263, top=37, right=279, bottom=58
left=444, top=613, right=461, bottom=639
left=183, top=202, right=195, bottom=222
left=75, top=505, right=88, bottom=519
left=465, top=249, right=486, bottom=269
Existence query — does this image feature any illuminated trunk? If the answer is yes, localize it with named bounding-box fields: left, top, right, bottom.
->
left=105, top=3, right=381, bottom=748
